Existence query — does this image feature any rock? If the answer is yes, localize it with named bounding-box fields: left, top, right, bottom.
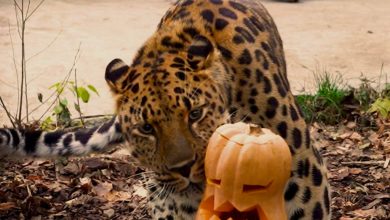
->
left=103, top=209, right=115, bottom=218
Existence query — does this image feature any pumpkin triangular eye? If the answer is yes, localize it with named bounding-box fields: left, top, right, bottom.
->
left=242, top=181, right=272, bottom=193
left=208, top=178, right=221, bottom=186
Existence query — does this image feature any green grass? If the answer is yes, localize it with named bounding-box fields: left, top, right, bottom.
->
left=296, top=68, right=390, bottom=125
left=296, top=71, right=348, bottom=124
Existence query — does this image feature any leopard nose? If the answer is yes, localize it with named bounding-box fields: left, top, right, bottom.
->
left=169, top=160, right=195, bottom=178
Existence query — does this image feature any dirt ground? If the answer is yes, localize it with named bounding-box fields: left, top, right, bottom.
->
left=1, top=0, right=390, bottom=125
left=0, top=120, right=389, bottom=219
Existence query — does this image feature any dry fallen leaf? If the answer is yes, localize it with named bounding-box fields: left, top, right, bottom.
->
left=349, top=168, right=362, bottom=175
left=93, top=182, right=113, bottom=198
left=350, top=132, right=363, bottom=141
left=346, top=121, right=357, bottom=129
left=335, top=167, right=350, bottom=180
left=0, top=202, right=17, bottom=211
left=351, top=208, right=377, bottom=217
left=60, top=162, right=80, bottom=175
left=82, top=158, right=108, bottom=170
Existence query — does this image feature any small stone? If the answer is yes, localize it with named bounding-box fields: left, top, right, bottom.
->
left=346, top=121, right=356, bottom=129
left=103, top=209, right=115, bottom=218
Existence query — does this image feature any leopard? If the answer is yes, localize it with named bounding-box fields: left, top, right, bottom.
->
left=0, top=0, right=330, bottom=219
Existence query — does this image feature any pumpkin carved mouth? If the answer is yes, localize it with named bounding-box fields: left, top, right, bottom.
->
left=219, top=207, right=261, bottom=220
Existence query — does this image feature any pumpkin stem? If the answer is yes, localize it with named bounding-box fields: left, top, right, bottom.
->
left=249, top=124, right=263, bottom=136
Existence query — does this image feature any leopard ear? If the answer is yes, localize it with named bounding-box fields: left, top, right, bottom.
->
left=105, top=58, right=130, bottom=94
left=187, top=35, right=214, bottom=69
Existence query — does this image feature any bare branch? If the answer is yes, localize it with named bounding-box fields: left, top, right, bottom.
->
left=0, top=97, right=17, bottom=128
left=26, top=0, right=31, bottom=17
left=13, top=3, right=22, bottom=40
left=74, top=69, right=85, bottom=127
left=27, top=29, right=62, bottom=62
left=26, top=0, right=45, bottom=21
left=72, top=114, right=114, bottom=120
left=13, top=0, right=21, bottom=11
left=0, top=79, right=18, bottom=90
left=34, top=44, right=82, bottom=122
left=8, top=21, right=20, bottom=119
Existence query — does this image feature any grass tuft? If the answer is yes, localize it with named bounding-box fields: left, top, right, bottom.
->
left=296, top=71, right=348, bottom=124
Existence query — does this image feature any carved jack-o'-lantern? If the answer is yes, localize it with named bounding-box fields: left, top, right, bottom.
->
left=196, top=122, right=292, bottom=220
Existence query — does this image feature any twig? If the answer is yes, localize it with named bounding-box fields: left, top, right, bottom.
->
left=340, top=161, right=385, bottom=166
left=0, top=97, right=16, bottom=128
left=72, top=114, right=114, bottom=120
left=13, top=0, right=21, bottom=11
left=0, top=79, right=17, bottom=90
left=74, top=69, right=85, bottom=127
left=13, top=1, right=22, bottom=40
left=24, top=44, right=81, bottom=120
left=25, top=0, right=31, bottom=18
left=8, top=21, right=20, bottom=116
left=36, top=44, right=82, bottom=122
left=25, top=0, right=45, bottom=21
left=11, top=0, right=47, bottom=125
left=26, top=29, right=62, bottom=62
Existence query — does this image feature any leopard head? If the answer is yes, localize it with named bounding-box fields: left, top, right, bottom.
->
left=105, top=35, right=230, bottom=191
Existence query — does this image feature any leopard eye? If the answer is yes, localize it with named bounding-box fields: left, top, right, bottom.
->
left=189, top=108, right=203, bottom=123
left=138, top=123, right=154, bottom=135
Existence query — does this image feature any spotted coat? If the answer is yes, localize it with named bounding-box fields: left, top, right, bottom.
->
left=0, top=0, right=330, bottom=219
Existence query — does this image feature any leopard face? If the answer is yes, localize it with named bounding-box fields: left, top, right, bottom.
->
left=106, top=36, right=231, bottom=192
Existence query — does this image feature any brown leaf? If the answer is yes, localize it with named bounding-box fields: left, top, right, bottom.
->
left=372, top=172, right=384, bottom=180
left=346, top=121, right=357, bottom=129
left=0, top=202, right=17, bottom=211
left=103, top=208, right=115, bottom=218
left=351, top=208, right=377, bottom=217
left=374, top=193, right=390, bottom=199
left=350, top=132, right=363, bottom=141
left=358, top=142, right=371, bottom=149
left=60, top=162, right=80, bottom=175
left=93, top=182, right=113, bottom=198
left=362, top=198, right=382, bottom=210
left=105, top=191, right=132, bottom=202
left=339, top=131, right=352, bottom=140
left=79, top=177, right=92, bottom=193
left=27, top=175, right=43, bottom=181
left=335, top=167, right=350, bottom=180
left=349, top=168, right=362, bottom=175
left=82, top=158, right=108, bottom=170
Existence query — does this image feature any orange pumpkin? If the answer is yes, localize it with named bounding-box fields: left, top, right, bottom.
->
left=196, top=122, right=292, bottom=220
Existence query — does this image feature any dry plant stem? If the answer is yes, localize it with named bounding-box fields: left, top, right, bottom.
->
left=24, top=44, right=80, bottom=120
left=13, top=0, right=24, bottom=124
left=8, top=22, right=20, bottom=118
left=72, top=114, right=114, bottom=120
left=36, top=44, right=81, bottom=122
left=12, top=0, right=46, bottom=125
left=74, top=69, right=85, bottom=127
left=22, top=8, right=28, bottom=123
left=0, top=97, right=17, bottom=128
left=340, top=161, right=385, bottom=166
left=26, top=29, right=62, bottom=63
